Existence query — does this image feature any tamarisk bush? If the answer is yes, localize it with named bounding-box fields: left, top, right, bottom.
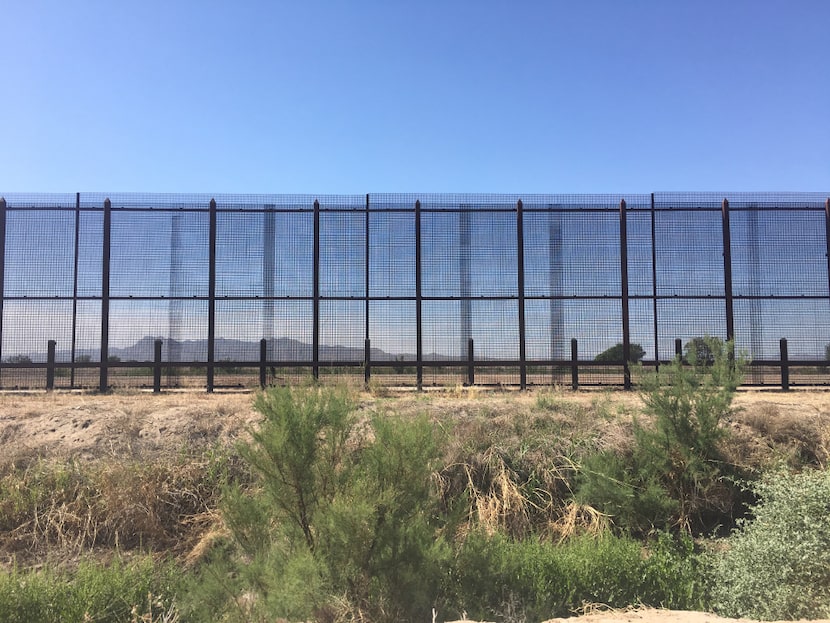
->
left=578, top=337, right=745, bottom=534
left=186, top=386, right=448, bottom=623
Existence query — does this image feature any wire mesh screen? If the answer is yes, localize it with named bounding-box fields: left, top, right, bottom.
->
left=1, top=300, right=74, bottom=363
left=730, top=209, right=827, bottom=297
left=4, top=211, right=76, bottom=297
left=110, top=211, right=210, bottom=298
left=523, top=211, right=620, bottom=297
left=734, top=299, right=830, bottom=360
left=78, top=210, right=103, bottom=297
left=216, top=211, right=314, bottom=298
left=319, top=300, right=365, bottom=362
left=320, top=212, right=366, bottom=298
left=655, top=209, right=724, bottom=297
left=369, top=212, right=415, bottom=297
left=421, top=210, right=518, bottom=298
left=0, top=192, right=828, bottom=389
left=656, top=299, right=727, bottom=361
left=368, top=301, right=416, bottom=361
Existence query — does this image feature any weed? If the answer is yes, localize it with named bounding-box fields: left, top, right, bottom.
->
left=0, top=556, right=181, bottom=623
left=448, top=530, right=704, bottom=622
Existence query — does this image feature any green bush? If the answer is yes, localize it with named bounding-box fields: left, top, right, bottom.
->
left=708, top=467, right=830, bottom=620
left=0, top=557, right=180, bottom=623
left=578, top=337, right=744, bottom=534
left=186, top=386, right=449, bottom=623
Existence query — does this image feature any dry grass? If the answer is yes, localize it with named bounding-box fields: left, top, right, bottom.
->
left=727, top=392, right=830, bottom=470
left=0, top=451, right=238, bottom=568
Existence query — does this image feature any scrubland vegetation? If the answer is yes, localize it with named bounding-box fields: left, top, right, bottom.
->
left=1, top=338, right=830, bottom=622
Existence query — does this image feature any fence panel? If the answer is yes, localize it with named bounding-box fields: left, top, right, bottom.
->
left=0, top=191, right=828, bottom=390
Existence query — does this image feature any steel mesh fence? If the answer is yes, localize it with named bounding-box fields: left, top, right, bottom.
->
left=0, top=192, right=828, bottom=390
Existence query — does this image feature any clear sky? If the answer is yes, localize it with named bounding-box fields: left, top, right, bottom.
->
left=2, top=1, right=829, bottom=193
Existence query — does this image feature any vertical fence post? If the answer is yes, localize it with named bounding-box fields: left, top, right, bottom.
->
left=153, top=338, right=163, bottom=393
left=99, top=198, right=111, bottom=393
left=313, top=199, right=320, bottom=380
left=0, top=197, right=6, bottom=372
left=46, top=340, right=56, bottom=390
left=71, top=192, right=80, bottom=388
left=722, top=198, right=735, bottom=342
left=825, top=198, right=830, bottom=313
left=650, top=192, right=659, bottom=373
left=364, top=338, right=371, bottom=387
left=780, top=338, right=789, bottom=391
left=825, top=198, right=830, bottom=383
left=571, top=338, right=579, bottom=390
left=415, top=200, right=423, bottom=390
left=460, top=208, right=471, bottom=369
left=260, top=338, right=267, bottom=389
left=517, top=199, right=527, bottom=389
left=467, top=338, right=475, bottom=386
left=620, top=199, right=631, bottom=389
left=365, top=194, right=370, bottom=386
left=207, top=198, right=217, bottom=392
left=675, top=338, right=683, bottom=361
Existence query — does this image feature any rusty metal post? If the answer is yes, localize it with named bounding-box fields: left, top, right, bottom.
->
left=0, top=197, right=6, bottom=370
left=70, top=192, right=80, bottom=388
left=722, top=198, right=735, bottom=342
left=260, top=338, right=268, bottom=389
left=46, top=340, right=56, bottom=390
left=415, top=200, right=423, bottom=390
left=313, top=199, right=320, bottom=380
left=364, top=338, right=371, bottom=386
left=517, top=199, right=527, bottom=389
left=825, top=198, right=830, bottom=303
left=620, top=199, right=631, bottom=389
left=650, top=192, right=659, bottom=372
left=780, top=338, right=790, bottom=391
left=571, top=338, right=579, bottom=390
left=153, top=338, right=163, bottom=393
left=365, top=194, right=370, bottom=385
left=467, top=338, right=475, bottom=386
left=99, top=198, right=112, bottom=393
left=207, top=198, right=217, bottom=392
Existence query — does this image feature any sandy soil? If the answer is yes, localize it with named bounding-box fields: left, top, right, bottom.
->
left=1, top=387, right=829, bottom=623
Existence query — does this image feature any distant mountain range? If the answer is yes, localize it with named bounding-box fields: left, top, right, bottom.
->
left=44, top=336, right=458, bottom=363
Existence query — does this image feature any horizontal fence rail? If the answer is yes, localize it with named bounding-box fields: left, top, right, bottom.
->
left=1, top=192, right=829, bottom=392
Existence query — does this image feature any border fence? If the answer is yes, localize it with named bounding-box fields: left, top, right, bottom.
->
left=1, top=192, right=829, bottom=392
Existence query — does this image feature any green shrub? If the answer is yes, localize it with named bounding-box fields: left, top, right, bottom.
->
left=0, top=557, right=180, bottom=623
left=708, top=467, right=830, bottom=620
left=187, top=386, right=450, bottom=623
left=578, top=337, right=744, bottom=534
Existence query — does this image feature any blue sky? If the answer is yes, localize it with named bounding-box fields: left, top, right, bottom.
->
left=2, top=1, right=829, bottom=193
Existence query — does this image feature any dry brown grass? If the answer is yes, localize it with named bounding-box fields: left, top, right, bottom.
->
left=727, top=392, right=830, bottom=470
left=0, top=452, right=238, bottom=568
